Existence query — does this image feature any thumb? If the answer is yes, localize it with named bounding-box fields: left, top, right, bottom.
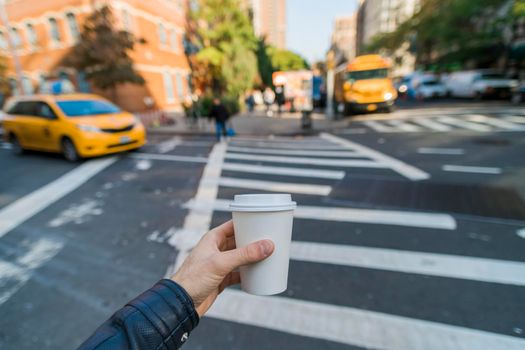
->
left=217, top=239, right=274, bottom=273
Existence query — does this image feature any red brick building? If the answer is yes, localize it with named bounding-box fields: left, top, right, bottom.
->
left=0, top=0, right=191, bottom=113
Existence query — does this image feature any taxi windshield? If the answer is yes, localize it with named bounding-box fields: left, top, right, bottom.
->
left=56, top=99, right=121, bottom=117
left=347, top=68, right=388, bottom=81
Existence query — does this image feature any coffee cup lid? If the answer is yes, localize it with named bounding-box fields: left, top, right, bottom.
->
left=229, top=194, right=297, bottom=212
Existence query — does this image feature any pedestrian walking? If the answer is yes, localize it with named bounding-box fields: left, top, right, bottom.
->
left=263, top=87, right=275, bottom=117
left=209, top=97, right=230, bottom=141
left=245, top=91, right=255, bottom=112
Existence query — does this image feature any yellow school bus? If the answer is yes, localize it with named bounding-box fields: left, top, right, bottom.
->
left=334, top=54, right=397, bottom=115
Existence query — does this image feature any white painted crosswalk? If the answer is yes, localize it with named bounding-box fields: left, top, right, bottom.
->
left=352, top=114, right=525, bottom=134
left=164, top=134, right=523, bottom=349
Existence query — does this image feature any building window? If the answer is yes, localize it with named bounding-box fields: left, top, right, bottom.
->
left=175, top=72, right=184, bottom=99
left=158, top=23, right=167, bottom=46
left=22, top=75, right=34, bottom=95
left=0, top=31, right=7, bottom=49
left=170, top=29, right=178, bottom=52
left=10, top=27, right=22, bottom=47
left=163, top=70, right=175, bottom=102
left=26, top=23, right=37, bottom=47
left=122, top=9, right=131, bottom=32
left=66, top=13, right=80, bottom=41
left=48, top=17, right=62, bottom=42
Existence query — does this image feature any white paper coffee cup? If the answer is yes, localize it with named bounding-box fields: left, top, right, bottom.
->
left=230, top=194, right=296, bottom=295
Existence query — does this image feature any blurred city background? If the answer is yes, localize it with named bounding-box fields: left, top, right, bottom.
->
left=0, top=0, right=524, bottom=349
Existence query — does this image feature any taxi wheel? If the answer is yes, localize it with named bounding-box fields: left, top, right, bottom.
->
left=10, top=134, right=24, bottom=155
left=62, top=138, right=80, bottom=162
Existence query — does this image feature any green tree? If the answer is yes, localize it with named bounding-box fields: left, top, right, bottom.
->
left=190, top=0, right=258, bottom=98
left=256, top=38, right=274, bottom=88
left=62, top=5, right=144, bottom=97
left=367, top=0, right=509, bottom=69
left=267, top=46, right=309, bottom=72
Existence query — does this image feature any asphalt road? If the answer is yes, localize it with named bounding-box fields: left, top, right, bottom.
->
left=1, top=103, right=525, bottom=349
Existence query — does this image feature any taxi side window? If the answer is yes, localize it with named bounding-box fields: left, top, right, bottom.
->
left=37, top=102, right=58, bottom=120
left=7, top=101, right=38, bottom=116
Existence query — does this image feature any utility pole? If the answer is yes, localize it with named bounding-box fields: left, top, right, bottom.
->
left=326, top=50, right=335, bottom=119
left=0, top=0, right=24, bottom=95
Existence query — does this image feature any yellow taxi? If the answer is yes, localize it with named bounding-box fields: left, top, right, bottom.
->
left=2, top=93, right=146, bottom=161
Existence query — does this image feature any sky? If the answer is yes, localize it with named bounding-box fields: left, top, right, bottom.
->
left=287, top=0, right=358, bottom=64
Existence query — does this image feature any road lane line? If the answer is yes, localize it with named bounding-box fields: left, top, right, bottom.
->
left=221, top=163, right=345, bottom=180
left=363, top=120, right=398, bottom=132
left=503, top=115, right=525, bottom=124
left=386, top=120, right=423, bottom=132
left=437, top=116, right=492, bottom=132
left=410, top=118, right=452, bottom=132
left=164, top=143, right=227, bottom=276
left=227, top=146, right=363, bottom=158
left=218, top=177, right=332, bottom=196
left=464, top=114, right=525, bottom=131
left=186, top=199, right=457, bottom=230
left=0, top=157, right=117, bottom=239
left=0, top=238, right=63, bottom=305
left=291, top=241, right=525, bottom=286
left=156, top=136, right=182, bottom=153
left=517, top=228, right=525, bottom=239
left=321, top=133, right=430, bottom=181
left=417, top=147, right=465, bottom=155
left=225, top=153, right=387, bottom=168
left=229, top=141, right=347, bottom=150
left=130, top=152, right=208, bottom=163
left=442, top=165, right=502, bottom=174
left=208, top=289, right=525, bottom=350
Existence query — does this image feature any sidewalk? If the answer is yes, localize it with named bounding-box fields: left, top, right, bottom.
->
left=147, top=110, right=348, bottom=137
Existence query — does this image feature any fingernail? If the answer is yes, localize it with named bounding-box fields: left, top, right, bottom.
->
left=261, top=240, right=273, bottom=256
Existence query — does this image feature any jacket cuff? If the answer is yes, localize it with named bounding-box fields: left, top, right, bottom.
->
left=127, top=279, right=199, bottom=348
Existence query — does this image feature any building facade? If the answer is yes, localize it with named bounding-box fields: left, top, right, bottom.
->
left=331, top=14, right=357, bottom=63
left=357, top=0, right=420, bottom=77
left=249, top=0, right=286, bottom=49
left=0, top=0, right=191, bottom=112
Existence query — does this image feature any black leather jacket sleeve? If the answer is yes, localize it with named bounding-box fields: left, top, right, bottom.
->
left=78, top=279, right=199, bottom=350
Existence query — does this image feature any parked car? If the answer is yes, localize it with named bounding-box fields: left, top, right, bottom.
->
left=2, top=93, right=146, bottom=161
left=445, top=70, right=517, bottom=99
left=511, top=83, right=525, bottom=104
left=412, top=75, right=447, bottom=99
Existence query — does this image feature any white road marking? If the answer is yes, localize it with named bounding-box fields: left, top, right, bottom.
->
left=291, top=241, right=525, bottom=286
left=437, top=116, right=492, bottom=132
left=410, top=118, right=452, bottom=132
left=0, top=238, right=63, bottom=305
left=363, top=120, right=398, bottom=132
left=164, top=143, right=227, bottom=276
left=208, top=289, right=525, bottom=350
left=503, top=115, right=525, bottom=124
left=227, top=146, right=362, bottom=158
left=225, top=152, right=387, bottom=168
left=156, top=137, right=182, bottom=153
left=0, top=157, right=117, bottom=239
left=229, top=140, right=347, bottom=150
left=517, top=228, right=525, bottom=239
left=0, top=142, right=12, bottom=150
left=218, top=177, right=332, bottom=196
left=321, top=133, right=430, bottom=181
left=340, top=128, right=367, bottom=134
left=186, top=199, right=457, bottom=230
left=47, top=199, right=103, bottom=227
left=221, top=163, right=345, bottom=180
left=417, top=147, right=465, bottom=155
left=464, top=114, right=525, bottom=131
left=442, top=165, right=502, bottom=174
left=135, top=159, right=152, bottom=170
left=386, top=120, right=422, bottom=132
left=130, top=152, right=208, bottom=163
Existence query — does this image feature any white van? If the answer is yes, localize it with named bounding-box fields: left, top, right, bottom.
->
left=445, top=70, right=517, bottom=99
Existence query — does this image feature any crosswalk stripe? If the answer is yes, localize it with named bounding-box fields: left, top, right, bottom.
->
left=464, top=115, right=525, bottom=131
left=225, top=152, right=387, bottom=168
left=437, top=116, right=492, bottom=132
left=221, top=162, right=345, bottom=180
left=186, top=199, right=457, bottom=230
left=291, top=241, right=525, bottom=286
left=363, top=120, right=398, bottom=132
left=386, top=120, right=423, bottom=132
left=0, top=142, right=12, bottom=150
left=503, top=115, right=525, bottom=124
left=227, top=146, right=362, bottom=158
left=218, top=177, right=332, bottom=196
left=208, top=289, right=525, bottom=350
left=0, top=157, right=117, bottom=239
left=442, top=165, right=502, bottom=174
left=417, top=147, right=465, bottom=155
left=229, top=140, right=349, bottom=150
left=410, top=118, right=453, bottom=131
left=130, top=152, right=208, bottom=163
left=321, top=133, right=430, bottom=181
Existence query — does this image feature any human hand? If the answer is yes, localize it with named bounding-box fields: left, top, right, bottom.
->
left=171, top=220, right=274, bottom=317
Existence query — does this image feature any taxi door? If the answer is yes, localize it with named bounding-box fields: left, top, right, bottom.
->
left=33, top=102, right=62, bottom=151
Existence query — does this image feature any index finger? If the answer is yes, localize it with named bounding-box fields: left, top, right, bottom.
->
left=211, top=220, right=235, bottom=243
